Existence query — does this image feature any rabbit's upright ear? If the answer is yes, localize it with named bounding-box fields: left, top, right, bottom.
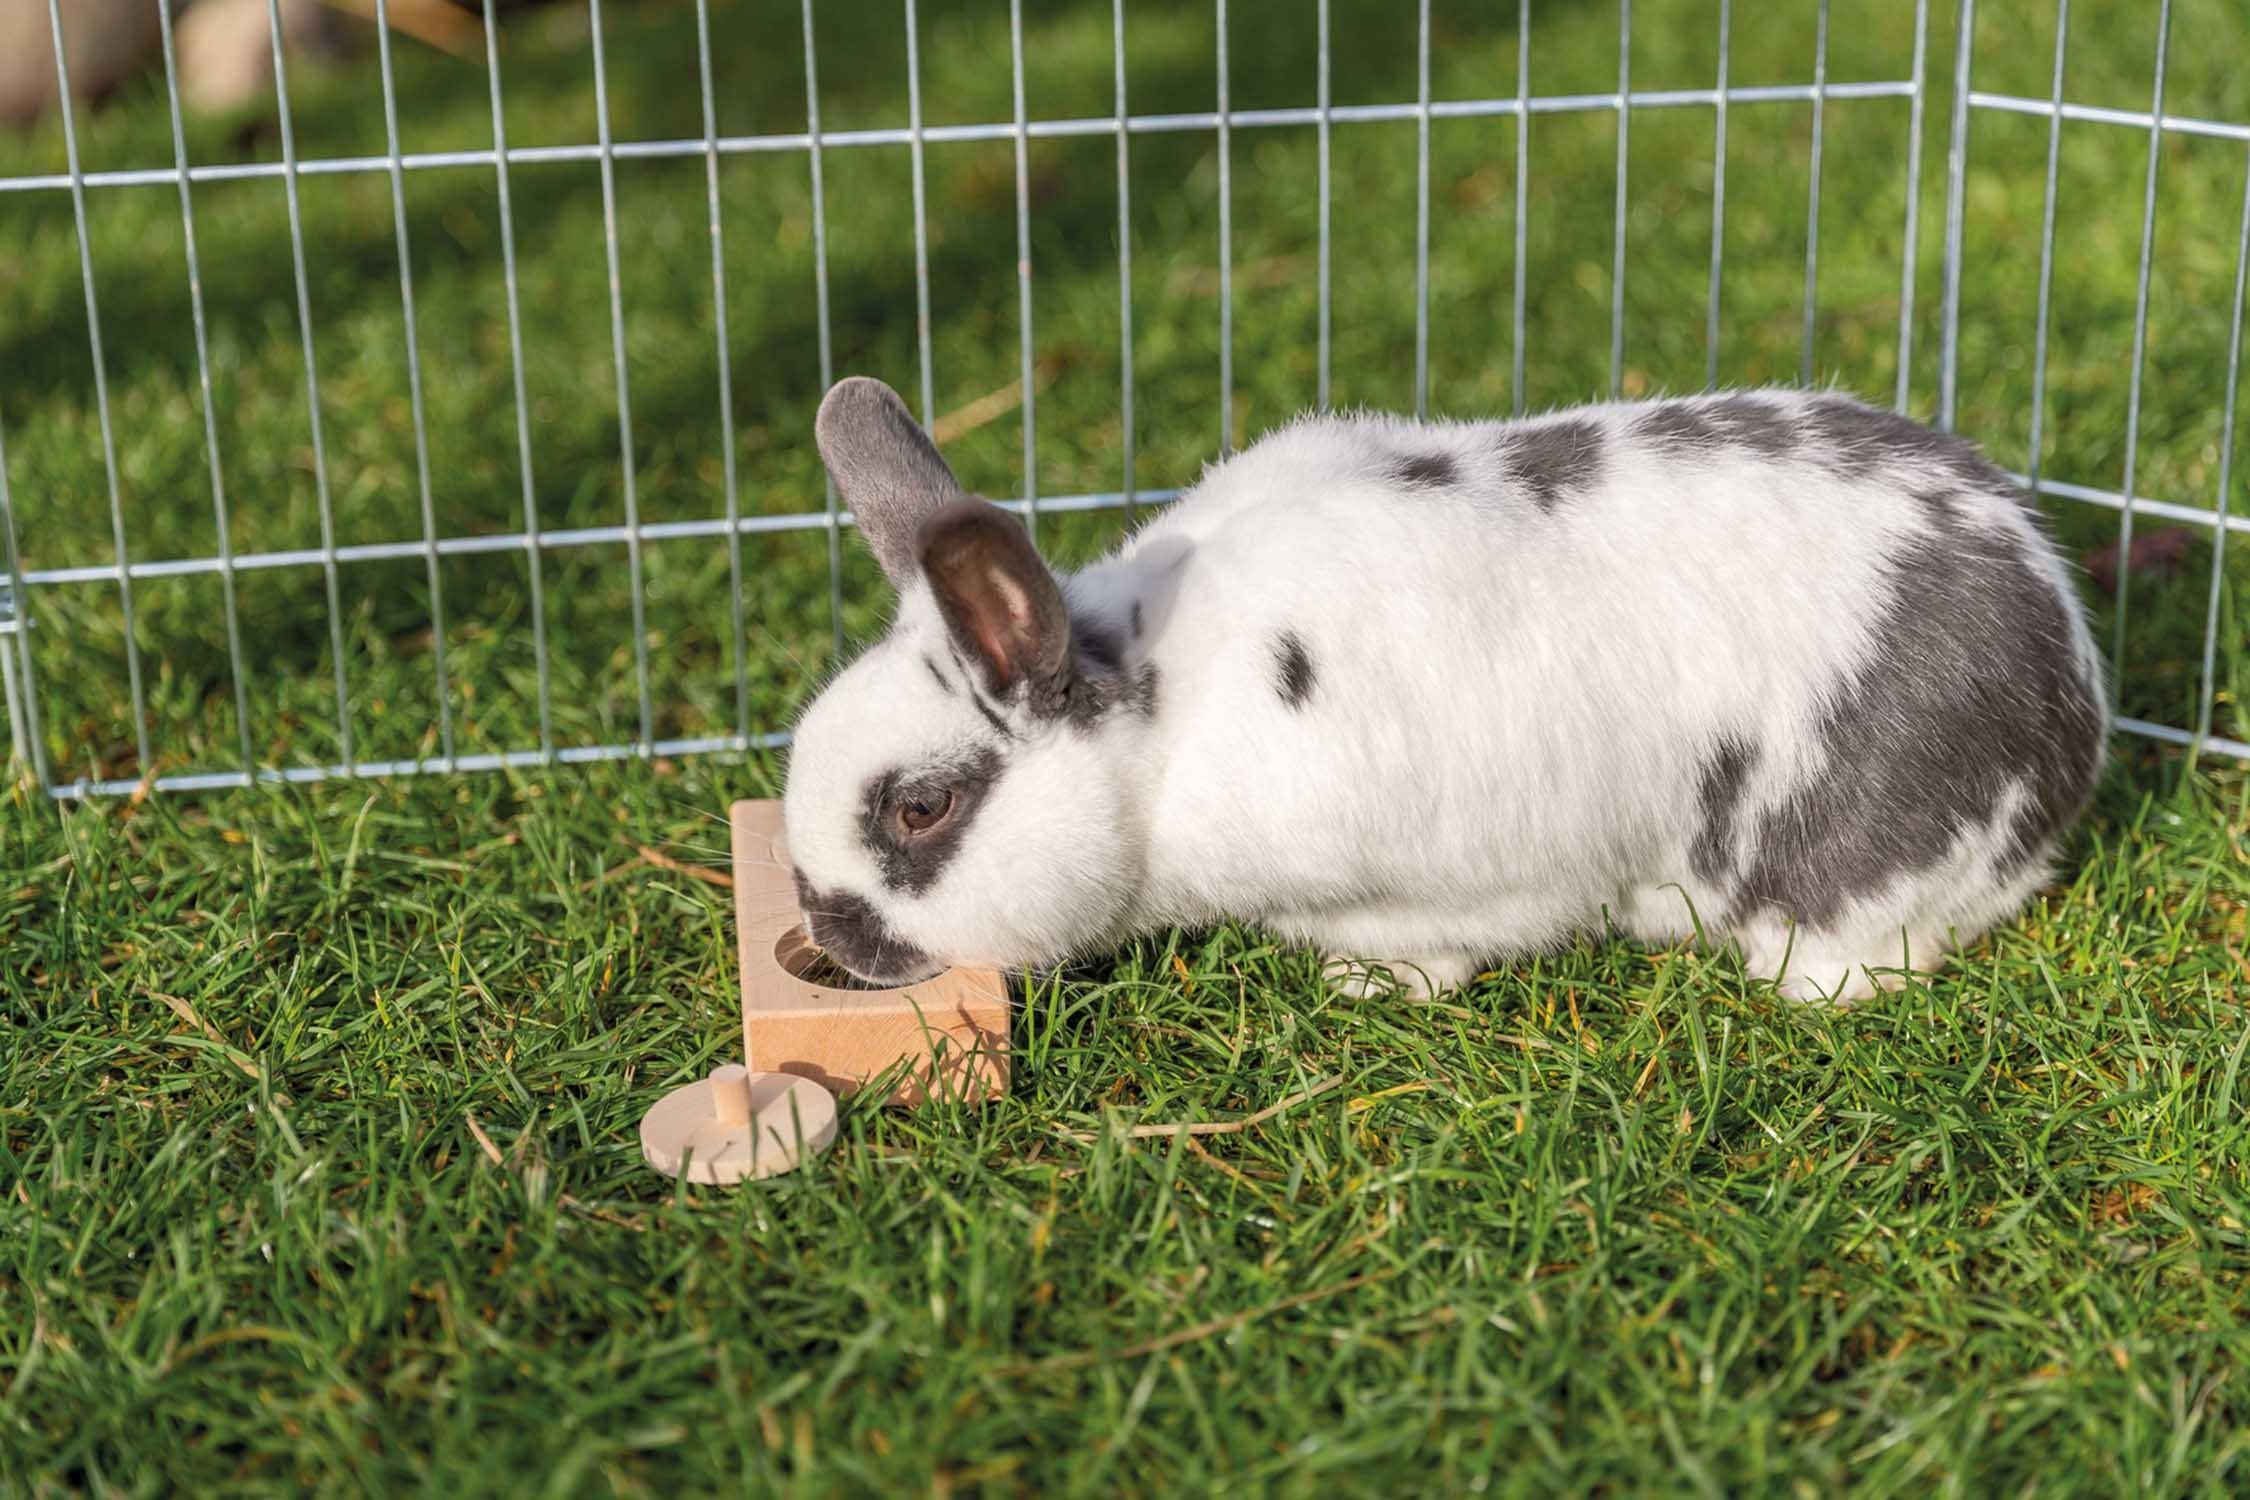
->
left=916, top=499, right=1072, bottom=706
left=815, top=377, right=965, bottom=588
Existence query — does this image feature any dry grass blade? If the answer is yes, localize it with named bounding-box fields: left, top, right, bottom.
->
left=574, top=858, right=638, bottom=892
left=1060, top=1075, right=1343, bottom=1142
left=632, top=843, right=735, bottom=890
left=150, top=989, right=227, bottom=1048
left=460, top=1108, right=639, bottom=1226
left=317, top=0, right=484, bottom=57
left=463, top=1110, right=505, bottom=1168
left=579, top=843, right=736, bottom=892
left=1184, top=1132, right=1259, bottom=1187
left=928, top=365, right=1058, bottom=445
left=146, top=988, right=260, bottom=1081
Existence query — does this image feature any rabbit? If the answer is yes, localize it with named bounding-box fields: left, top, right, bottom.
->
left=780, top=376, right=2107, bottom=1002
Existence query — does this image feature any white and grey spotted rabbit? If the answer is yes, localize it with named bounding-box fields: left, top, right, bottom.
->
left=781, top=376, right=2106, bottom=1001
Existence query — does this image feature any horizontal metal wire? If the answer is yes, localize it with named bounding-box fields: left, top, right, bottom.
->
left=15, top=489, right=1182, bottom=586
left=2002, top=472, right=2250, bottom=536
left=2113, top=717, right=2250, bottom=762
left=41, top=729, right=790, bottom=799
left=20, top=463, right=2248, bottom=589
left=0, top=82, right=1917, bottom=195
left=1968, top=91, right=2250, bottom=146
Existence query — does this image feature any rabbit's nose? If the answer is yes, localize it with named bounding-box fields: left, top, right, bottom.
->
left=793, top=881, right=938, bottom=987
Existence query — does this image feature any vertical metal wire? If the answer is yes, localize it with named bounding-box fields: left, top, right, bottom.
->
left=2200, top=147, right=2250, bottom=748
left=1936, top=0, right=1975, bottom=431
left=1113, top=0, right=1137, bottom=519
left=482, top=0, right=554, bottom=757
left=1609, top=0, right=1630, bottom=400
left=1413, top=0, right=1431, bottom=420
left=1706, top=0, right=1731, bottom=391
left=1799, top=0, right=1830, bottom=387
left=0, top=615, right=24, bottom=778
left=2025, top=0, right=2070, bottom=495
left=802, top=0, right=842, bottom=658
left=0, top=415, right=49, bottom=790
left=372, top=0, right=455, bottom=768
left=1894, top=0, right=1930, bottom=412
left=694, top=0, right=750, bottom=748
left=1216, top=0, right=1233, bottom=453
left=266, top=0, right=354, bottom=768
left=904, top=0, right=936, bottom=426
left=157, top=0, right=254, bottom=776
left=45, top=0, right=151, bottom=776
left=1512, top=0, right=1529, bottom=417
left=587, top=0, right=656, bottom=753
left=1009, top=0, right=1039, bottom=540
left=1316, top=0, right=1332, bottom=411
left=2109, top=0, right=2172, bottom=700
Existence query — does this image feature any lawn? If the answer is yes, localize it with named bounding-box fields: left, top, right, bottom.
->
left=5, top=0, right=2250, bottom=1491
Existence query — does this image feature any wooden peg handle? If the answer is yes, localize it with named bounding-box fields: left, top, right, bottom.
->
left=710, top=1064, right=752, bottom=1125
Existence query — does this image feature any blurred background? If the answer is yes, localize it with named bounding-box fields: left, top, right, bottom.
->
left=1, top=0, right=2245, bottom=790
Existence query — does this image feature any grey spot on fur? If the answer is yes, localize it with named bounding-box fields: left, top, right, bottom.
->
left=964, top=683, right=1013, bottom=739
left=1911, top=486, right=1969, bottom=530
left=794, top=869, right=937, bottom=984
left=1048, top=615, right=1157, bottom=731
left=1504, top=419, right=1606, bottom=512
left=1633, top=403, right=1722, bottom=454
left=1129, top=663, right=1160, bottom=719
left=1802, top=394, right=2013, bottom=498
left=1633, top=398, right=1799, bottom=462
left=860, top=744, right=1005, bottom=898
left=1731, top=514, right=2104, bottom=930
left=1273, top=630, right=1316, bottom=709
left=1392, top=452, right=1459, bottom=489
left=1062, top=658, right=1162, bottom=732
left=1691, top=736, right=1758, bottom=883
left=1074, top=617, right=1125, bottom=673
left=922, top=654, right=955, bottom=695
left=1705, top=397, right=1802, bottom=459
left=1630, top=392, right=2013, bottom=507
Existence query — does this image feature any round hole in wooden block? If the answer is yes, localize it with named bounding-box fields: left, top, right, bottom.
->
left=773, top=923, right=892, bottom=990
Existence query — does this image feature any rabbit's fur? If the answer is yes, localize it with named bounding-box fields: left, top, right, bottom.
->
left=781, top=377, right=2107, bottom=1001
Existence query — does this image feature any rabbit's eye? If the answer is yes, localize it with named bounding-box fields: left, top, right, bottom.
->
left=898, top=789, right=955, bottom=835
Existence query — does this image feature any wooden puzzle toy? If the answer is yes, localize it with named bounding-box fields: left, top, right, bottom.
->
left=638, top=799, right=1011, bottom=1183
left=728, top=798, right=1010, bottom=1104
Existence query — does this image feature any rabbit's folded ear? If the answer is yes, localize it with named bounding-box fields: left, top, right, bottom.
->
left=917, top=499, right=1071, bottom=704
left=815, top=377, right=965, bottom=588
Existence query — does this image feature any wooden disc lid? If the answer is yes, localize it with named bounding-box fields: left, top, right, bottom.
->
left=639, top=1063, right=837, bottom=1184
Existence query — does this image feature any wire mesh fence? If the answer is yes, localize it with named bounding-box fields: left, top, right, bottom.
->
left=2, top=0, right=2246, bottom=798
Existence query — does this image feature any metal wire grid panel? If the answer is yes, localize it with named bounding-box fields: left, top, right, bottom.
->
left=1, top=0, right=2246, bottom=798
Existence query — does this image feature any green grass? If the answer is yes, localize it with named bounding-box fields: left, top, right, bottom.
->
left=6, top=745, right=2249, bottom=1493
left=5, top=0, right=2250, bottom=1491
